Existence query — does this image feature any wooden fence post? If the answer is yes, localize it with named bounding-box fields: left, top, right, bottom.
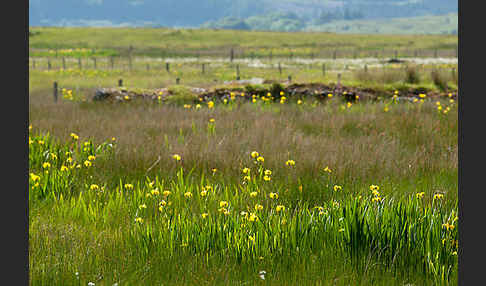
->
left=202, top=63, right=205, bottom=74
left=53, top=82, right=58, bottom=102
left=166, top=62, right=170, bottom=73
left=118, top=79, right=123, bottom=87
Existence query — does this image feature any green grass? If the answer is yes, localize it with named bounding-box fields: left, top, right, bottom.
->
left=28, top=63, right=458, bottom=101
left=29, top=32, right=458, bottom=284
left=29, top=127, right=457, bottom=285
left=29, top=96, right=458, bottom=285
left=28, top=27, right=458, bottom=58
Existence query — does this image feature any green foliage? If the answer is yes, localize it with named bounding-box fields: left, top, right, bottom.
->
left=430, top=69, right=449, bottom=92
left=28, top=27, right=458, bottom=59
left=165, top=85, right=199, bottom=105
left=405, top=65, right=421, bottom=84
left=29, top=129, right=458, bottom=284
left=307, top=13, right=458, bottom=35
left=29, top=48, right=119, bottom=58
left=30, top=0, right=457, bottom=34
left=244, top=12, right=305, bottom=32
left=201, top=17, right=251, bottom=30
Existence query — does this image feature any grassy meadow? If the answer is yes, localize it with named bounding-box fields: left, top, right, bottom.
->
left=29, top=27, right=458, bottom=58
left=29, top=28, right=458, bottom=285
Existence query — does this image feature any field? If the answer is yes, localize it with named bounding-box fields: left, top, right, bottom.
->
left=29, top=27, right=458, bottom=58
left=29, top=28, right=458, bottom=285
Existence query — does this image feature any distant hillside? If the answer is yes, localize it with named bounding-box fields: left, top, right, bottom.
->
left=306, top=13, right=458, bottom=34
left=29, top=0, right=458, bottom=34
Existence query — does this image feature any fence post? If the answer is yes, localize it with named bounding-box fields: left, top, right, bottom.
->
left=47, top=59, right=51, bottom=71
left=333, top=50, right=337, bottom=60
left=53, top=82, right=58, bottom=102
left=176, top=78, right=180, bottom=85
left=166, top=62, right=170, bottom=73
left=364, top=64, right=368, bottom=72
left=202, top=63, right=205, bottom=74
left=278, top=62, right=282, bottom=75
left=118, top=79, right=123, bottom=87
left=288, top=75, right=292, bottom=82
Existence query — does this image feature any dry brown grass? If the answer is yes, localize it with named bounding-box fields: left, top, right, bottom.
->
left=353, top=67, right=406, bottom=84
left=29, top=89, right=457, bottom=190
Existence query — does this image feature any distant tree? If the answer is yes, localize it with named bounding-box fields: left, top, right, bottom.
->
left=203, top=17, right=250, bottom=30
